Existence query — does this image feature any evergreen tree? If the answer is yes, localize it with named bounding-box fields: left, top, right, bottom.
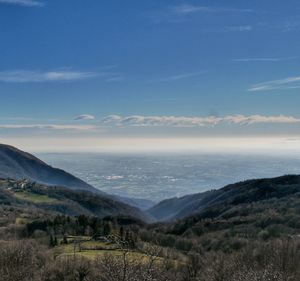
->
left=49, top=234, right=54, bottom=247
left=119, top=226, right=124, bottom=239
left=63, top=235, right=68, bottom=244
left=103, top=222, right=111, bottom=236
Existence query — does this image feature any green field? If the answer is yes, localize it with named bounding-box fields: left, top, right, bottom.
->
left=57, top=240, right=161, bottom=262
left=14, top=191, right=59, bottom=204
left=59, top=248, right=148, bottom=261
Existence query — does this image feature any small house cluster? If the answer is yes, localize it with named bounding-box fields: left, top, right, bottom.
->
left=0, top=178, right=34, bottom=190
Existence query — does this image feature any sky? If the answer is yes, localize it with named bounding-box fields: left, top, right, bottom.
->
left=1, top=0, right=300, bottom=152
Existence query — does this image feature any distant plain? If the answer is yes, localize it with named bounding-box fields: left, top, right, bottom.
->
left=38, top=152, right=300, bottom=202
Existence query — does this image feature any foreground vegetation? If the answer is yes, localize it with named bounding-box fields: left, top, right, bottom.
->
left=0, top=238, right=299, bottom=281
left=1, top=176, right=300, bottom=280
left=0, top=206, right=299, bottom=281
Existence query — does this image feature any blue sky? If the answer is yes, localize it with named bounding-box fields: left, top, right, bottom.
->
left=1, top=0, right=300, bottom=151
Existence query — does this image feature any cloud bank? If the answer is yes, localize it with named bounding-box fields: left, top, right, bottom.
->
left=1, top=115, right=298, bottom=135
left=102, top=114, right=300, bottom=127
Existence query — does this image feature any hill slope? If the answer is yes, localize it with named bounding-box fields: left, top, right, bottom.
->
left=0, top=144, right=97, bottom=192
left=0, top=179, right=146, bottom=220
left=148, top=174, right=300, bottom=221
left=0, top=144, right=155, bottom=210
left=143, top=175, right=300, bottom=255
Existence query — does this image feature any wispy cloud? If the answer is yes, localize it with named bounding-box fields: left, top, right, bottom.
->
left=224, top=25, right=252, bottom=32
left=0, top=0, right=44, bottom=7
left=0, top=124, right=97, bottom=131
left=171, top=4, right=210, bottom=15
left=149, top=4, right=252, bottom=23
left=170, top=4, right=252, bottom=16
left=102, top=114, right=300, bottom=127
left=233, top=57, right=298, bottom=62
left=282, top=20, right=300, bottom=32
left=235, top=58, right=279, bottom=62
left=74, top=114, right=96, bottom=121
left=0, top=70, right=100, bottom=83
left=204, top=25, right=252, bottom=33
left=248, top=76, right=300, bottom=92
left=106, top=76, right=124, bottom=83
left=151, top=71, right=206, bottom=82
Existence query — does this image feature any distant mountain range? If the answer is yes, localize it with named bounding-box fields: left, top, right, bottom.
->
left=148, top=174, right=300, bottom=221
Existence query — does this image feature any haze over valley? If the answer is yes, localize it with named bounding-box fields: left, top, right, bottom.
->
left=39, top=152, right=300, bottom=202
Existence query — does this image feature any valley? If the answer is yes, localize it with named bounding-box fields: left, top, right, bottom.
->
left=0, top=144, right=300, bottom=280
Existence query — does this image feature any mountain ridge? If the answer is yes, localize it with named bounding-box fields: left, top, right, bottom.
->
left=0, top=143, right=98, bottom=193
left=0, top=143, right=154, bottom=210
left=148, top=174, right=300, bottom=221
left=0, top=178, right=147, bottom=220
